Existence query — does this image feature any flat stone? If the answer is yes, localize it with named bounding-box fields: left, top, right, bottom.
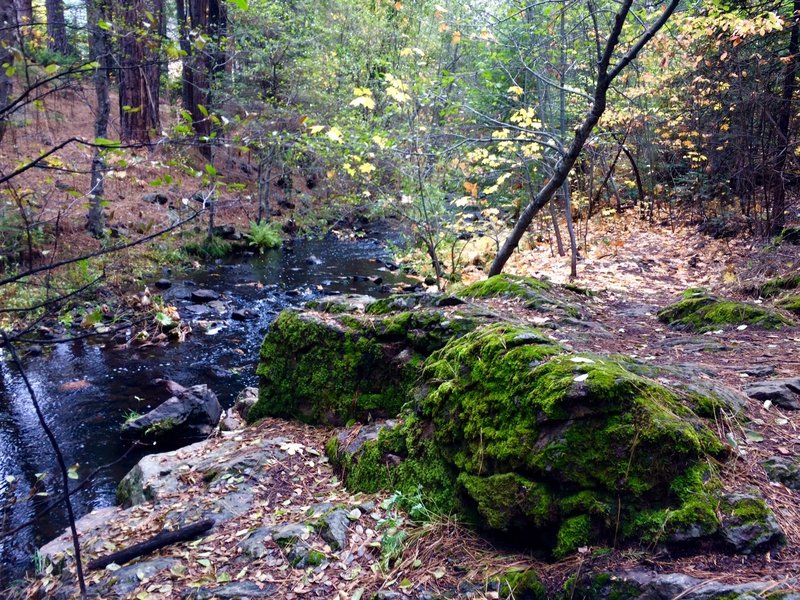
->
left=191, top=289, right=220, bottom=303
left=590, top=569, right=800, bottom=600
left=744, top=377, right=800, bottom=410
left=154, top=279, right=172, bottom=290
left=185, top=581, right=277, bottom=599
left=231, top=308, right=256, bottom=321
left=107, top=558, right=178, bottom=596
left=238, top=527, right=274, bottom=559
left=741, top=365, right=776, bottom=377
left=184, top=304, right=211, bottom=316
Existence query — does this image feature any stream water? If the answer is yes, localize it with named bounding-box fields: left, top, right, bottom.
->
left=0, top=231, right=410, bottom=584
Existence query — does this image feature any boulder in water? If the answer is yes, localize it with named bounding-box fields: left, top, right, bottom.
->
left=121, top=383, right=221, bottom=444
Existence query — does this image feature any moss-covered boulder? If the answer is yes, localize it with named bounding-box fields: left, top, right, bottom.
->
left=458, top=274, right=585, bottom=318
left=776, top=293, right=800, bottom=315
left=250, top=298, right=484, bottom=425
left=657, top=289, right=792, bottom=331
left=329, top=321, right=739, bottom=557
left=759, top=273, right=800, bottom=298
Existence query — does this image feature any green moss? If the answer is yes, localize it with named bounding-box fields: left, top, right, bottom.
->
left=459, top=274, right=551, bottom=299
left=458, top=472, right=555, bottom=532
left=496, top=568, right=547, bottom=600
left=554, top=514, right=592, bottom=558
left=251, top=311, right=416, bottom=425
left=759, top=274, right=800, bottom=298
left=626, top=465, right=720, bottom=543
left=564, top=572, right=642, bottom=600
left=776, top=293, right=800, bottom=315
left=657, top=292, right=792, bottom=331
left=301, top=549, right=326, bottom=567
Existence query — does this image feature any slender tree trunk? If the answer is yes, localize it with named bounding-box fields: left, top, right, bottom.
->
left=770, top=0, right=800, bottom=234
left=87, top=0, right=111, bottom=236
left=13, top=0, right=30, bottom=24
left=0, top=0, right=15, bottom=144
left=45, top=0, right=70, bottom=55
left=489, top=0, right=680, bottom=276
left=117, top=0, right=162, bottom=143
left=177, top=0, right=213, bottom=158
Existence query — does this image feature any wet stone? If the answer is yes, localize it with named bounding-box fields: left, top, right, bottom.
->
left=191, top=289, right=220, bottom=303
left=155, top=279, right=172, bottom=290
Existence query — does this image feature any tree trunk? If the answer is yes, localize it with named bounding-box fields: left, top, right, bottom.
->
left=177, top=0, right=214, bottom=158
left=45, top=0, right=70, bottom=55
left=13, top=0, right=31, bottom=24
left=770, top=0, right=800, bottom=234
left=117, top=0, right=162, bottom=143
left=87, top=0, right=111, bottom=236
left=0, top=0, right=15, bottom=144
left=488, top=0, right=680, bottom=276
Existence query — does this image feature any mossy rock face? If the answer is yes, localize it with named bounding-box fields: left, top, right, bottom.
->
left=759, top=274, right=800, bottom=298
left=251, top=301, right=484, bottom=425
left=776, top=293, right=800, bottom=315
left=657, top=290, right=793, bottom=332
left=331, top=321, right=730, bottom=557
left=459, top=274, right=552, bottom=299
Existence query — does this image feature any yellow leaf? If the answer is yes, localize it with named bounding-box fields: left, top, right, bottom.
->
left=451, top=31, right=462, bottom=44
left=349, top=96, right=376, bottom=110
left=464, top=181, right=478, bottom=197
left=438, top=22, right=449, bottom=32
left=358, top=163, right=376, bottom=174
left=507, top=85, right=524, bottom=96
left=326, top=127, right=344, bottom=143
left=309, top=125, right=325, bottom=134
left=400, top=47, right=414, bottom=57
left=394, top=1, right=402, bottom=9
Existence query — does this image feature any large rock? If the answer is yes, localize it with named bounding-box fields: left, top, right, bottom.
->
left=657, top=289, right=792, bottom=331
left=121, top=384, right=221, bottom=444
left=117, top=434, right=290, bottom=508
left=250, top=297, right=483, bottom=425
left=744, top=377, right=800, bottom=410
left=328, top=321, right=744, bottom=557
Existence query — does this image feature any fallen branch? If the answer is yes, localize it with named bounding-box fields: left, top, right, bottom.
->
left=87, top=519, right=215, bottom=570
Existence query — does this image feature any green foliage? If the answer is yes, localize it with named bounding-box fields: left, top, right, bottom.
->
left=246, top=220, right=283, bottom=252
left=184, top=236, right=233, bottom=259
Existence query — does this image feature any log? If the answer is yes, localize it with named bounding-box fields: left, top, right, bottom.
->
left=87, top=518, right=214, bottom=570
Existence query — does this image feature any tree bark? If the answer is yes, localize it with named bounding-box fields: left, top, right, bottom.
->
left=117, top=0, right=162, bottom=143
left=0, top=0, right=15, bottom=144
left=45, top=0, right=70, bottom=55
left=488, top=0, right=681, bottom=276
left=87, top=0, right=112, bottom=236
left=177, top=0, right=216, bottom=158
left=13, top=0, right=30, bottom=24
left=769, top=0, right=800, bottom=234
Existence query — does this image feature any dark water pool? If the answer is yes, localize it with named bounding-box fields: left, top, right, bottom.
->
left=0, top=232, right=410, bottom=583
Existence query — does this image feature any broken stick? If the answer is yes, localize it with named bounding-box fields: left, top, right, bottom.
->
left=87, top=518, right=214, bottom=570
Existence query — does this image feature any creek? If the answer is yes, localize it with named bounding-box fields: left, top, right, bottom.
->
left=0, top=230, right=410, bottom=584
